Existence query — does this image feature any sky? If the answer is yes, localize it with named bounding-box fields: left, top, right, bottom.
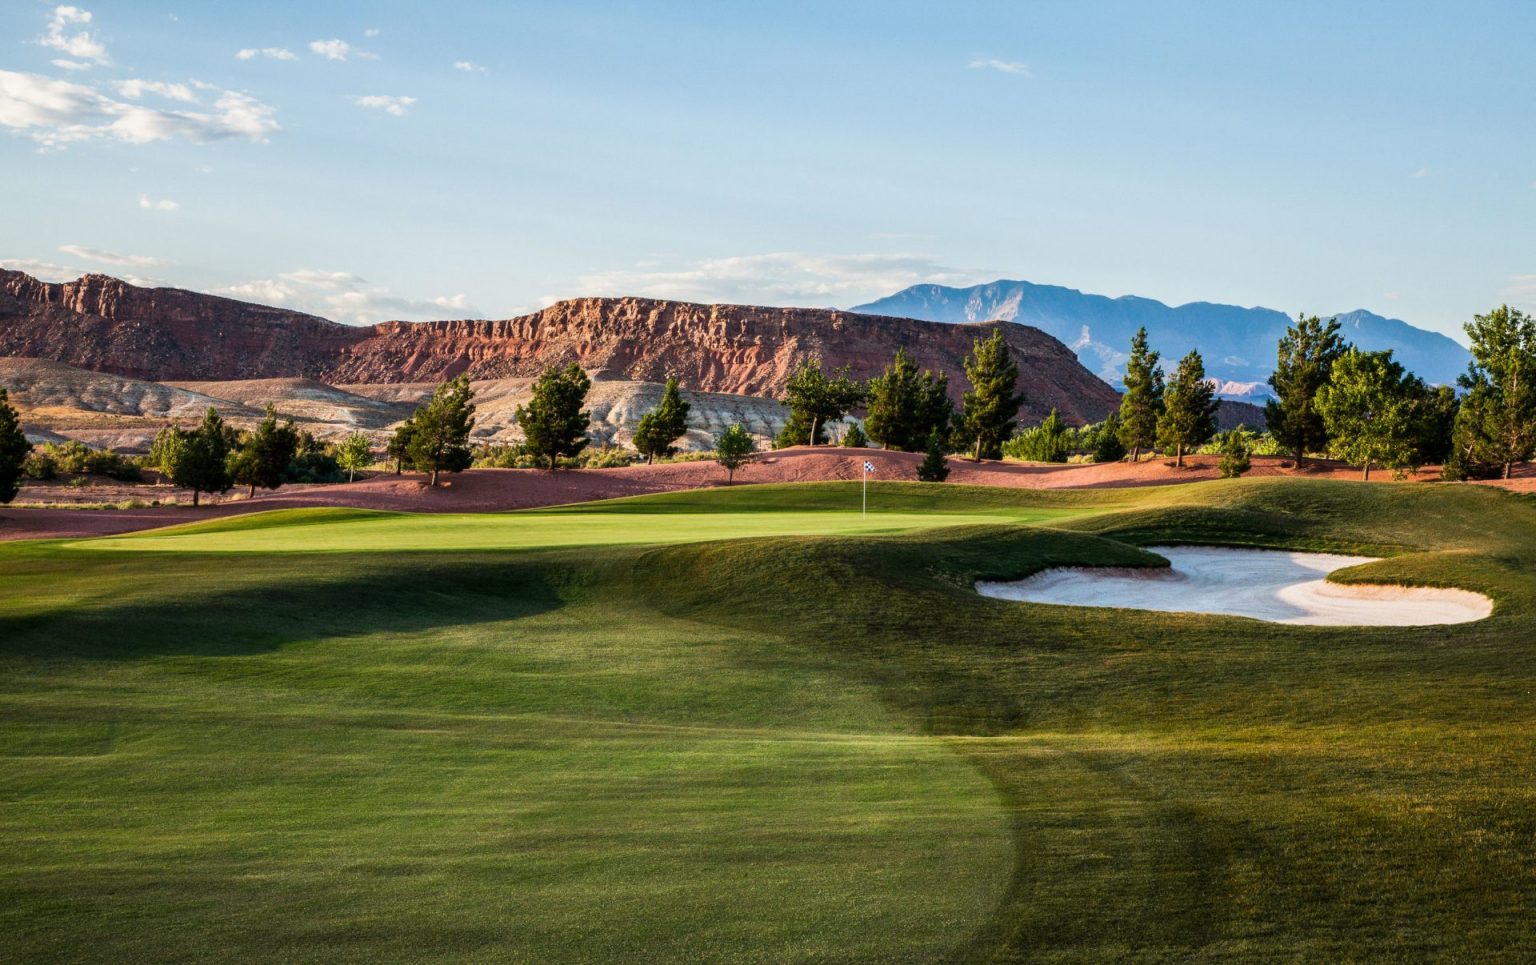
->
left=1, top=1, right=1533, bottom=341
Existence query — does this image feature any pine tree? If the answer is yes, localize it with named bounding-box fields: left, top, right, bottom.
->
left=408, top=376, right=478, bottom=486
left=516, top=363, right=591, bottom=470
left=337, top=432, right=373, bottom=483
left=864, top=347, right=953, bottom=452
left=633, top=377, right=692, bottom=463
left=1264, top=314, right=1347, bottom=467
left=229, top=405, right=300, bottom=498
left=1316, top=348, right=1424, bottom=481
left=0, top=388, right=31, bottom=505
left=960, top=329, right=1024, bottom=461
left=387, top=417, right=415, bottom=474
left=1454, top=305, right=1536, bottom=479
left=1218, top=427, right=1253, bottom=478
left=167, top=407, right=233, bottom=507
left=917, top=429, right=950, bottom=482
left=1092, top=411, right=1127, bottom=463
left=714, top=423, right=757, bottom=485
left=1156, top=350, right=1218, bottom=468
left=778, top=357, right=864, bottom=447
left=1118, top=327, right=1163, bottom=460
left=840, top=422, right=868, bottom=448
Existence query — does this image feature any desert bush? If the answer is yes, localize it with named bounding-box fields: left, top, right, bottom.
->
left=576, top=447, right=637, bottom=469
left=25, top=441, right=141, bottom=481
left=23, top=450, right=58, bottom=480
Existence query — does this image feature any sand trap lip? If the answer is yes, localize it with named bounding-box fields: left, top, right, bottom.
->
left=976, top=545, right=1492, bottom=626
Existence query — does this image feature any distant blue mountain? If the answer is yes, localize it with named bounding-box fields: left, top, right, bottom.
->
left=852, top=280, right=1470, bottom=400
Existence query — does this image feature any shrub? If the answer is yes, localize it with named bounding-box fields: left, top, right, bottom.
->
left=1217, top=427, right=1253, bottom=478
left=25, top=441, right=141, bottom=481
left=917, top=430, right=950, bottom=482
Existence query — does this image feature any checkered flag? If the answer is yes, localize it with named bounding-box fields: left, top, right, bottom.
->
left=864, top=461, right=875, bottom=473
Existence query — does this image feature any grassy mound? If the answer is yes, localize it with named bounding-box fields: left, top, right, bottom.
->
left=4, top=478, right=1536, bottom=959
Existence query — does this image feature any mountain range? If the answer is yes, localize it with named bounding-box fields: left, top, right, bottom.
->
left=854, top=280, right=1472, bottom=399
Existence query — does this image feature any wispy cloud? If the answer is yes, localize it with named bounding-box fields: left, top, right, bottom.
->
left=363, top=27, right=381, bottom=38
left=453, top=60, right=487, bottom=73
left=1411, top=167, right=1430, bottom=178
left=236, top=47, right=297, bottom=61
left=0, top=257, right=82, bottom=281
left=137, top=193, right=180, bottom=211
left=310, top=39, right=352, bottom=61
left=352, top=95, right=416, bottom=117
left=576, top=252, right=992, bottom=307
left=114, top=79, right=196, bottom=103
left=968, top=58, right=1032, bottom=77
left=41, top=6, right=109, bottom=68
left=0, top=69, right=279, bottom=149
left=58, top=244, right=166, bottom=267
left=217, top=269, right=482, bottom=324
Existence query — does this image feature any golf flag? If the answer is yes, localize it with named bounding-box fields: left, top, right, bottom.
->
left=864, top=461, right=874, bottom=473
left=861, top=460, right=873, bottom=516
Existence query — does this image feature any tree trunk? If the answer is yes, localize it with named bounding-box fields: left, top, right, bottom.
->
left=394, top=457, right=402, bottom=475
left=249, top=483, right=256, bottom=499
left=348, top=468, right=355, bottom=483
left=810, top=416, right=821, bottom=447
left=192, top=489, right=199, bottom=508
left=1131, top=445, right=1140, bottom=462
left=1505, top=460, right=1513, bottom=480
left=1175, top=443, right=1184, bottom=468
left=1362, top=463, right=1371, bottom=482
left=974, top=436, right=983, bottom=462
left=430, top=468, right=439, bottom=487
left=549, top=454, right=557, bottom=471
left=1296, top=445, right=1305, bottom=469
left=727, top=468, right=734, bottom=486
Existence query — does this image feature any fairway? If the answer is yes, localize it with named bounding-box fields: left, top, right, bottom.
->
left=7, top=478, right=1536, bottom=960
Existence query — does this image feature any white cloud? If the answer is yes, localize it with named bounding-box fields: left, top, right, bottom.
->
left=236, top=47, right=297, bottom=61
left=968, top=58, right=1032, bottom=77
left=364, top=27, right=381, bottom=38
left=0, top=71, right=280, bottom=149
left=310, top=39, right=352, bottom=61
left=41, top=6, right=109, bottom=67
left=51, top=59, right=93, bottom=71
left=352, top=94, right=416, bottom=116
left=115, top=79, right=197, bottom=103
left=1411, top=167, right=1430, bottom=178
left=217, top=269, right=483, bottom=324
left=137, top=193, right=180, bottom=211
left=58, top=244, right=166, bottom=267
left=453, top=60, right=486, bottom=73
left=0, top=257, right=82, bottom=281
left=577, top=252, right=992, bottom=307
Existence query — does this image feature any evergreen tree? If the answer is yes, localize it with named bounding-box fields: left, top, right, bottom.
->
left=0, top=388, right=30, bottom=505
left=1117, top=327, right=1164, bottom=460
left=1454, top=305, right=1536, bottom=479
left=1003, top=409, right=1072, bottom=462
left=167, top=407, right=233, bottom=507
left=1316, top=348, right=1424, bottom=481
left=387, top=417, right=416, bottom=474
left=777, top=357, right=864, bottom=447
left=337, top=432, right=373, bottom=483
left=1156, top=350, right=1218, bottom=468
left=516, top=363, right=591, bottom=470
left=864, top=347, right=953, bottom=452
left=960, top=328, right=1024, bottom=460
left=1416, top=384, right=1458, bottom=468
left=1217, top=427, right=1253, bottom=478
left=1092, top=411, right=1127, bottom=463
left=917, top=429, right=950, bottom=482
left=228, top=405, right=300, bottom=498
left=1264, top=314, right=1347, bottom=467
left=714, top=423, right=756, bottom=485
left=407, top=375, right=478, bottom=485
left=633, top=377, right=692, bottom=463
left=840, top=422, right=868, bottom=447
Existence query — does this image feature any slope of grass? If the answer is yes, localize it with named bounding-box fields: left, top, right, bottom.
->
left=6, top=477, right=1536, bottom=959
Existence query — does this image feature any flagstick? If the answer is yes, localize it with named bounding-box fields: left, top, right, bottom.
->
left=862, top=465, right=867, bottom=517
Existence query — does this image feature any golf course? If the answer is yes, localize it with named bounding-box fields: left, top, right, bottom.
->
left=5, top=477, right=1536, bottom=961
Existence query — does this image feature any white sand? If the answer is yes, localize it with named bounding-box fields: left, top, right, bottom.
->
left=976, top=546, right=1492, bottom=626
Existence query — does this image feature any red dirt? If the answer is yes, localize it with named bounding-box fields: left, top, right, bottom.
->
left=0, top=447, right=1518, bottom=543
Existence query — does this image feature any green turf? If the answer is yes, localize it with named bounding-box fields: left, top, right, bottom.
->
left=5, top=477, right=1536, bottom=960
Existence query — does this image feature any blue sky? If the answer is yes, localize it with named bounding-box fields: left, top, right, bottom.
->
left=2, top=1, right=1533, bottom=339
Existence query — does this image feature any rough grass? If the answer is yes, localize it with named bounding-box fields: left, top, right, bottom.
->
left=5, top=478, right=1536, bottom=960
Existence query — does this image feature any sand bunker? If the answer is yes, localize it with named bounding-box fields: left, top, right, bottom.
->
left=977, top=546, right=1492, bottom=626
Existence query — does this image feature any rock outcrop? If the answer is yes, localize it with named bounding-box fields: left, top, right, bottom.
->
left=1, top=271, right=1121, bottom=423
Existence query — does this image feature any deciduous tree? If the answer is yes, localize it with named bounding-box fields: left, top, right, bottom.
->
left=714, top=423, right=756, bottom=485
left=166, top=407, right=234, bottom=507
left=1453, top=305, right=1536, bottom=479
left=776, top=357, right=864, bottom=447
left=337, top=432, right=373, bottom=483
left=1316, top=348, right=1423, bottom=481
